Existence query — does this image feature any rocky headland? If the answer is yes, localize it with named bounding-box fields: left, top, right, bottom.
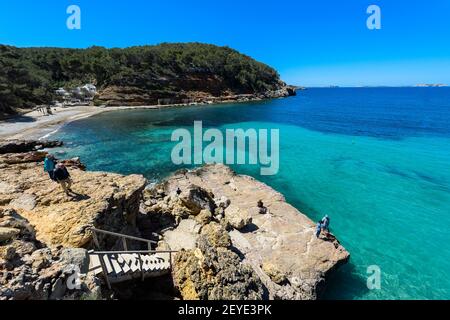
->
left=0, top=140, right=349, bottom=300
left=0, top=43, right=296, bottom=116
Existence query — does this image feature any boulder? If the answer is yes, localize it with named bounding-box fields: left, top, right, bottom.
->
left=30, top=248, right=53, bottom=271
left=200, top=222, right=230, bottom=248
left=178, top=185, right=216, bottom=215
left=59, top=248, right=89, bottom=274
left=195, top=209, right=212, bottom=225
left=224, top=205, right=252, bottom=230
left=215, top=196, right=230, bottom=209
left=0, top=227, right=20, bottom=243
left=162, top=219, right=201, bottom=251
left=9, top=194, right=36, bottom=211
left=261, top=262, right=287, bottom=285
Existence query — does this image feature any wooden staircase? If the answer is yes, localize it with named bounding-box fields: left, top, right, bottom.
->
left=88, top=228, right=177, bottom=289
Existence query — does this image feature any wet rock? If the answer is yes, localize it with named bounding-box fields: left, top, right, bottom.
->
left=60, top=157, right=86, bottom=171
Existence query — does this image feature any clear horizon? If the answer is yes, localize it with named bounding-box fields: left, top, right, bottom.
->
left=1, top=0, right=449, bottom=87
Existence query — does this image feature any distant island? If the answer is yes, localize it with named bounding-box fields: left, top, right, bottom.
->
left=415, top=84, right=448, bottom=87
left=0, top=43, right=296, bottom=116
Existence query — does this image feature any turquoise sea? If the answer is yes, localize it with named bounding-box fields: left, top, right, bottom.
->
left=51, top=88, right=450, bottom=300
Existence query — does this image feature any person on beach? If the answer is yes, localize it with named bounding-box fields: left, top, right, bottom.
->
left=43, top=154, right=57, bottom=181
left=53, top=163, right=73, bottom=195
left=315, top=221, right=322, bottom=238
left=321, top=215, right=330, bottom=232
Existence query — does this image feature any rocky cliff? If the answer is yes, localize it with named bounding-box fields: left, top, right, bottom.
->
left=141, top=165, right=350, bottom=300
left=0, top=141, right=349, bottom=300
left=95, top=80, right=297, bottom=107
left=0, top=43, right=296, bottom=114
left=0, top=208, right=101, bottom=300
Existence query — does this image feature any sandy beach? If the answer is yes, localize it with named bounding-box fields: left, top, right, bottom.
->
left=0, top=105, right=172, bottom=141
left=0, top=98, right=265, bottom=141
left=0, top=106, right=107, bottom=140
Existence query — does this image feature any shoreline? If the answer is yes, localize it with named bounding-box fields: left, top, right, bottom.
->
left=0, top=96, right=289, bottom=141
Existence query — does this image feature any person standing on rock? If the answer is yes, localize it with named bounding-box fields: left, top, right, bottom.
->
left=321, top=215, right=330, bottom=232
left=53, top=163, right=73, bottom=195
left=44, top=154, right=57, bottom=181
left=315, top=221, right=322, bottom=238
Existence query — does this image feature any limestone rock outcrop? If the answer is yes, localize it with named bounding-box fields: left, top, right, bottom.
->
left=1, top=139, right=348, bottom=300
left=0, top=140, right=63, bottom=155
left=0, top=208, right=101, bottom=300
left=172, top=235, right=264, bottom=300
left=0, top=153, right=147, bottom=248
left=142, top=164, right=349, bottom=300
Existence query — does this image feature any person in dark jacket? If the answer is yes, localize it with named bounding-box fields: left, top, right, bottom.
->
left=315, top=221, right=322, bottom=238
left=54, top=163, right=72, bottom=195
left=44, top=155, right=57, bottom=181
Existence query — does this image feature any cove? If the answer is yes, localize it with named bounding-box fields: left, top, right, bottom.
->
left=51, top=87, right=450, bottom=299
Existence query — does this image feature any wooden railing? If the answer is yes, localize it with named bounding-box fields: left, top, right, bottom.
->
left=90, top=228, right=177, bottom=289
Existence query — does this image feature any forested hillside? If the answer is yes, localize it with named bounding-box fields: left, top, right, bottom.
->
left=0, top=43, right=288, bottom=114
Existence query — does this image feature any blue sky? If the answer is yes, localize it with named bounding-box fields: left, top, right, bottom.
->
left=0, top=0, right=449, bottom=86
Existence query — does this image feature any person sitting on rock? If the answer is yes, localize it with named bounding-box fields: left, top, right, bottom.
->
left=43, top=154, right=57, bottom=181
left=257, top=200, right=268, bottom=214
left=53, top=163, right=73, bottom=195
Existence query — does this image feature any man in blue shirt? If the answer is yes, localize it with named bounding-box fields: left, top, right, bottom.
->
left=43, top=154, right=56, bottom=181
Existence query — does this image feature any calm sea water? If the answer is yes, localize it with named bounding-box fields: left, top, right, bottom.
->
left=51, top=88, right=450, bottom=300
